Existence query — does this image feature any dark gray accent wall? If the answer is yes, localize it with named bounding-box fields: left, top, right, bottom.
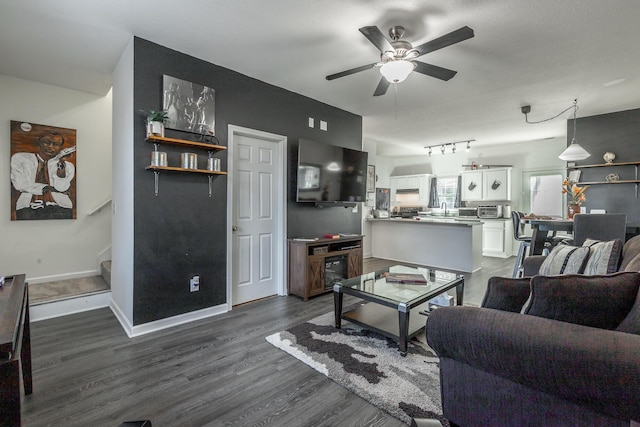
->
left=569, top=107, right=640, bottom=226
left=133, top=38, right=362, bottom=325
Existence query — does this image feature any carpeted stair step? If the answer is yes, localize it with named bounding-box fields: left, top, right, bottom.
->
left=101, top=260, right=111, bottom=287
left=30, top=275, right=110, bottom=306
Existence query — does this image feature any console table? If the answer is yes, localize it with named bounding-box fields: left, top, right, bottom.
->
left=288, top=236, right=363, bottom=301
left=0, top=274, right=33, bottom=427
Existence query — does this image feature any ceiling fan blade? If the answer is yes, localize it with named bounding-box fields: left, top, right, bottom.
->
left=373, top=77, right=390, bottom=96
left=413, top=26, right=474, bottom=57
left=326, top=63, right=377, bottom=80
left=413, top=61, right=458, bottom=81
left=359, top=26, right=395, bottom=53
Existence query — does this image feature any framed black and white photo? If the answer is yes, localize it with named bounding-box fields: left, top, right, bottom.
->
left=568, top=170, right=581, bottom=182
left=366, top=165, right=376, bottom=193
left=163, top=75, right=215, bottom=136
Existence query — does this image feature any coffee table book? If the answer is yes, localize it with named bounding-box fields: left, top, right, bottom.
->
left=383, top=272, right=427, bottom=284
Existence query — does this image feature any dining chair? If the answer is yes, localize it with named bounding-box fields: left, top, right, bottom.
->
left=512, top=211, right=532, bottom=278
left=572, top=213, right=627, bottom=246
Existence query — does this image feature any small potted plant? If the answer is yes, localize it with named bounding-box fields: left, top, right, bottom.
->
left=146, top=109, right=168, bottom=137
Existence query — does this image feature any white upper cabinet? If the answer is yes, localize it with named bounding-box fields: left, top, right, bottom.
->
left=390, top=174, right=431, bottom=205
left=483, top=168, right=511, bottom=201
left=461, top=170, right=484, bottom=201
left=462, top=168, right=512, bottom=201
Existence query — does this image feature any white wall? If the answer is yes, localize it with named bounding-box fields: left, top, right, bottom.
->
left=110, top=38, right=135, bottom=331
left=0, top=75, right=112, bottom=282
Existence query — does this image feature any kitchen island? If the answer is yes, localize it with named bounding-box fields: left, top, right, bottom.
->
left=369, top=217, right=483, bottom=273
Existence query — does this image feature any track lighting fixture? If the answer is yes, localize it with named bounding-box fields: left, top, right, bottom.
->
left=425, top=139, right=474, bottom=157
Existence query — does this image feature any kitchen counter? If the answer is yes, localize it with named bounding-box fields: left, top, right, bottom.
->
left=369, top=217, right=482, bottom=226
left=368, top=217, right=483, bottom=272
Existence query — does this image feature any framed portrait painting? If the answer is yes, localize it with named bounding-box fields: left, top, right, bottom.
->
left=10, top=121, right=77, bottom=220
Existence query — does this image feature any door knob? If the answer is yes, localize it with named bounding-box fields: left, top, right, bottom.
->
left=232, top=225, right=238, bottom=231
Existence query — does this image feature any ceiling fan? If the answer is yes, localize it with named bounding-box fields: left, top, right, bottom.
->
left=326, top=25, right=474, bottom=96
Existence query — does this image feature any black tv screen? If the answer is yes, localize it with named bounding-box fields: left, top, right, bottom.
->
left=296, top=139, right=368, bottom=203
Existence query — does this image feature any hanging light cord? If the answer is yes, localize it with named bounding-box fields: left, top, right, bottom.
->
left=524, top=99, right=578, bottom=124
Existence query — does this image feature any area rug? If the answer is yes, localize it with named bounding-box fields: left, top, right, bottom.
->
left=265, top=310, right=446, bottom=425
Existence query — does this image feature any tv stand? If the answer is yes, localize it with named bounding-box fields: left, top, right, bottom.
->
left=288, top=236, right=363, bottom=301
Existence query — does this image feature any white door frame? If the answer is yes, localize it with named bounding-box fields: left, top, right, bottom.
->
left=226, top=124, right=288, bottom=309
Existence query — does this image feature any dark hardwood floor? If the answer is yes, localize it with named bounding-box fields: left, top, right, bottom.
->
left=22, top=256, right=514, bottom=427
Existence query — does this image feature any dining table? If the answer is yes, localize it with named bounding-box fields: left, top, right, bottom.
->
left=526, top=218, right=574, bottom=255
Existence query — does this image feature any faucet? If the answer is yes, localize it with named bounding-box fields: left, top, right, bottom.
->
left=441, top=202, right=447, bottom=216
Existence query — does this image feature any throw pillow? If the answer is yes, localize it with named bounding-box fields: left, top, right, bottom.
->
left=620, top=234, right=640, bottom=270
left=538, top=245, right=590, bottom=275
left=624, top=253, right=640, bottom=272
left=523, top=272, right=640, bottom=329
left=582, top=238, right=623, bottom=275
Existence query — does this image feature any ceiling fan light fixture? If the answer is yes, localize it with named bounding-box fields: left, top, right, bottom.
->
left=380, top=60, right=414, bottom=83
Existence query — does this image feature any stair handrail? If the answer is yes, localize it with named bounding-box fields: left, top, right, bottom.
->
left=88, top=197, right=112, bottom=216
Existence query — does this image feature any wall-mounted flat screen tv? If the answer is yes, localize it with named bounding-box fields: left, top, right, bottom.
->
left=296, top=139, right=368, bottom=203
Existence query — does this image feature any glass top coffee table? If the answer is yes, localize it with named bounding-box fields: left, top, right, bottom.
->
left=333, top=265, right=464, bottom=355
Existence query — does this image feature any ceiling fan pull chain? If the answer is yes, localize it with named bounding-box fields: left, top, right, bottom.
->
left=394, top=83, right=398, bottom=120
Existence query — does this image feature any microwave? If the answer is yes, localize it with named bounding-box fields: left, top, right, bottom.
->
left=478, top=205, right=503, bottom=218
left=458, top=207, right=478, bottom=218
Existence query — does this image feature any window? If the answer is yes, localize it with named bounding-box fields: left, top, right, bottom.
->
left=437, top=176, right=459, bottom=207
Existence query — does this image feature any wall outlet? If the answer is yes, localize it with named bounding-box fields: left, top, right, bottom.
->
left=190, top=275, right=200, bottom=292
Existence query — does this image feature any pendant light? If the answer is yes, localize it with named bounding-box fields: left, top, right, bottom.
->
left=559, top=100, right=590, bottom=161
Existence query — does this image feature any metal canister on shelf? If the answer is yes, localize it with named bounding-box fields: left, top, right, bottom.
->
left=151, top=151, right=167, bottom=167
left=181, top=153, right=198, bottom=169
left=207, top=158, right=221, bottom=171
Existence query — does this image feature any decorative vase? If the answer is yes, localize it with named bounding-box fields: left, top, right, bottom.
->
left=147, top=121, right=165, bottom=137
left=568, top=204, right=581, bottom=219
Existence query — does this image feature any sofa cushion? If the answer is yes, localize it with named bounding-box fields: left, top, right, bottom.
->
left=538, top=245, right=590, bottom=275
left=481, top=276, right=531, bottom=312
left=616, top=289, right=640, bottom=335
left=582, top=238, right=623, bottom=275
left=523, top=272, right=640, bottom=329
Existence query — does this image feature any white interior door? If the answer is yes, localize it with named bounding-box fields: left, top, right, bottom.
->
left=228, top=126, right=286, bottom=306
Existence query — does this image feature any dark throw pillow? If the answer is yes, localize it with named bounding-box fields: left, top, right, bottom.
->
left=582, top=238, right=623, bottom=275
left=481, top=276, right=531, bottom=312
left=523, top=272, right=640, bottom=329
left=538, top=245, right=590, bottom=275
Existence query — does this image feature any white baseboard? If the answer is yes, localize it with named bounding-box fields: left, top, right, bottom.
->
left=30, top=291, right=112, bottom=322
left=110, top=301, right=230, bottom=338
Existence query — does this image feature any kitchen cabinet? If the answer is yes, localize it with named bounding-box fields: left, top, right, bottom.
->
left=390, top=174, right=431, bottom=205
left=462, top=168, right=512, bottom=201
left=390, top=177, right=398, bottom=203
left=482, top=219, right=513, bottom=258
left=461, top=170, right=484, bottom=201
